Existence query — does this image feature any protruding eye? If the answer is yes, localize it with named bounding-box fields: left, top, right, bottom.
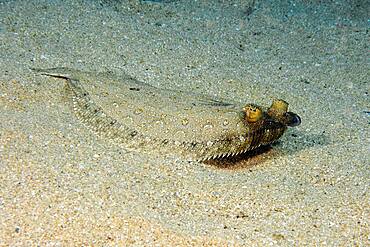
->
left=268, top=99, right=288, bottom=117
left=243, top=104, right=263, bottom=123
left=267, top=99, right=301, bottom=127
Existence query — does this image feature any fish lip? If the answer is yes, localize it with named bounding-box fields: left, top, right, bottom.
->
left=286, top=112, right=301, bottom=127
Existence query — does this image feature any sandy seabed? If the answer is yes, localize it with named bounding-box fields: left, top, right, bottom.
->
left=0, top=0, right=368, bottom=246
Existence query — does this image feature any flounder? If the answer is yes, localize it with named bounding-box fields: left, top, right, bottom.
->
left=33, top=67, right=301, bottom=161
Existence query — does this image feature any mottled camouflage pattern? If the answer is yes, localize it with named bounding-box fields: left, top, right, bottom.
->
left=33, top=68, right=300, bottom=161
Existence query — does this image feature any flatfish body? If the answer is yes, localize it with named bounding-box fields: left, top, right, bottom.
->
left=33, top=67, right=301, bottom=161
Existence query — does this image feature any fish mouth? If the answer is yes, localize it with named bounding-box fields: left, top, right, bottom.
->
left=285, top=112, right=301, bottom=127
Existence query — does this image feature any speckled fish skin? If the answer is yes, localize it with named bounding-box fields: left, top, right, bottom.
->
left=33, top=67, right=300, bottom=161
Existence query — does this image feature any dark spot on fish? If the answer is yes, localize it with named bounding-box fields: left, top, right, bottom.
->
left=129, top=87, right=140, bottom=91
left=130, top=130, right=138, bottom=137
left=244, top=6, right=254, bottom=17
left=301, top=79, right=310, bottom=84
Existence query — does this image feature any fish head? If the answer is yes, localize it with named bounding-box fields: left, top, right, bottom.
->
left=242, top=99, right=301, bottom=149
